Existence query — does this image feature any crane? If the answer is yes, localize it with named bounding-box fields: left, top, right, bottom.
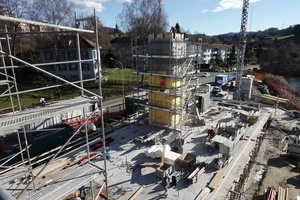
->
left=234, top=0, right=250, bottom=101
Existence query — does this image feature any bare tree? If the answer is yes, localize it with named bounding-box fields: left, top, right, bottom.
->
left=0, top=0, right=30, bottom=56
left=28, top=0, right=74, bottom=26
left=0, top=0, right=29, bottom=18
left=118, top=0, right=168, bottom=41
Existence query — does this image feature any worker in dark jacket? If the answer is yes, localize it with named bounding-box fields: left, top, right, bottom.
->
left=162, top=175, right=170, bottom=196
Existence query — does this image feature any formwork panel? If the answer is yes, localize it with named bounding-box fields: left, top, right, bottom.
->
left=148, top=108, right=181, bottom=127
left=148, top=73, right=182, bottom=88
left=148, top=92, right=182, bottom=109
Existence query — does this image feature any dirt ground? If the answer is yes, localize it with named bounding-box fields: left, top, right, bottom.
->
left=244, top=121, right=300, bottom=200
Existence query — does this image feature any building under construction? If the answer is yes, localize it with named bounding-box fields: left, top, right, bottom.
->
left=1, top=7, right=299, bottom=200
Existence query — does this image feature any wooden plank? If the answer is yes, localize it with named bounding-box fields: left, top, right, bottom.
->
left=138, top=162, right=162, bottom=168
left=208, top=170, right=224, bottom=190
left=128, top=185, right=144, bottom=200
left=195, top=187, right=211, bottom=200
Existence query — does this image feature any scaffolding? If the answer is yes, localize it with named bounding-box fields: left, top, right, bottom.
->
left=0, top=12, right=110, bottom=199
left=133, top=32, right=198, bottom=144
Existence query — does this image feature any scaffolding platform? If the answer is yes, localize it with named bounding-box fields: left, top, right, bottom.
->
left=0, top=96, right=98, bottom=134
left=19, top=163, right=102, bottom=200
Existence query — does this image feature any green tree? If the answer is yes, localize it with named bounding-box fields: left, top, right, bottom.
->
left=294, top=24, right=300, bottom=36
left=114, top=23, right=123, bottom=37
left=256, top=43, right=263, bottom=58
left=228, top=45, right=236, bottom=66
left=175, top=23, right=181, bottom=33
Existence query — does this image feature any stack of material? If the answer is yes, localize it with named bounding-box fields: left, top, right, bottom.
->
left=277, top=186, right=289, bottom=200
left=265, top=186, right=277, bottom=200
left=164, top=150, right=181, bottom=165
left=145, top=145, right=161, bottom=158
left=177, top=153, right=197, bottom=168
left=195, top=187, right=211, bottom=200
left=186, top=163, right=206, bottom=184
left=144, top=145, right=171, bottom=159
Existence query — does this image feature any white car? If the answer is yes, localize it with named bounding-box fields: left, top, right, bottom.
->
left=215, top=91, right=228, bottom=99
left=202, top=72, right=210, bottom=77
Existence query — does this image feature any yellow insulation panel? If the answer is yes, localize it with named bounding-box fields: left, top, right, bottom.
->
left=148, top=92, right=182, bottom=109
left=148, top=108, right=181, bottom=127
left=148, top=75, right=182, bottom=88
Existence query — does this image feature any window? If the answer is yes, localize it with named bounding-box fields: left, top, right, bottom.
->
left=83, top=64, right=91, bottom=71
left=44, top=52, right=53, bottom=60
left=70, top=64, right=78, bottom=71
left=70, top=51, right=76, bottom=59
left=70, top=75, right=78, bottom=80
left=58, top=64, right=66, bottom=71
left=83, top=75, right=90, bottom=79
left=82, top=51, right=89, bottom=59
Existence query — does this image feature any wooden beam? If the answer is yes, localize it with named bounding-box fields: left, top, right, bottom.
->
left=128, top=185, right=144, bottom=200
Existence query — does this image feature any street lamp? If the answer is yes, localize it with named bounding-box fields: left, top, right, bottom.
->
left=110, top=58, right=125, bottom=111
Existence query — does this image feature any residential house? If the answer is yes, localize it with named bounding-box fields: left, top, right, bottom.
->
left=201, top=43, right=232, bottom=64
left=39, top=35, right=99, bottom=81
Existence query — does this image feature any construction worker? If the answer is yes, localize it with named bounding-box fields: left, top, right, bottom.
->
left=40, top=97, right=45, bottom=106
left=162, top=175, right=170, bottom=196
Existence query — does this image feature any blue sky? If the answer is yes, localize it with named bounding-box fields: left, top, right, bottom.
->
left=69, top=0, right=300, bottom=35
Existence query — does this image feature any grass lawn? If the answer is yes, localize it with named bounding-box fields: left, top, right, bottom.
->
left=0, top=68, right=142, bottom=111
left=268, top=34, right=295, bottom=40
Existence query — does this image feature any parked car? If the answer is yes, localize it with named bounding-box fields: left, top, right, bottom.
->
left=211, top=86, right=222, bottom=96
left=286, top=110, right=300, bottom=118
left=202, top=72, right=210, bottom=77
left=215, top=91, right=228, bottom=99
left=220, top=70, right=225, bottom=73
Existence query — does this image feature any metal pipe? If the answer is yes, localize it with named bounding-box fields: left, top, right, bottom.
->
left=0, top=51, right=102, bottom=99
left=0, top=145, right=31, bottom=167
left=94, top=182, right=105, bottom=200
left=94, top=9, right=109, bottom=200
left=0, top=15, right=94, bottom=33
left=1, top=30, right=77, bottom=35
left=0, top=58, right=95, bottom=69
left=0, top=38, right=15, bottom=113
left=0, top=78, right=96, bottom=98
left=16, top=110, right=97, bottom=198
left=0, top=184, right=16, bottom=200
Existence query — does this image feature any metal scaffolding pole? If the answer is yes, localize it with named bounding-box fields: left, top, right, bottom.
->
left=94, top=9, right=109, bottom=199
left=5, top=25, right=22, bottom=112
left=0, top=51, right=102, bottom=99
left=0, top=38, right=15, bottom=113
left=16, top=110, right=98, bottom=199
left=0, top=15, right=94, bottom=33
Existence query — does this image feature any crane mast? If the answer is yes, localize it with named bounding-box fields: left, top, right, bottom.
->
left=234, top=0, right=250, bottom=101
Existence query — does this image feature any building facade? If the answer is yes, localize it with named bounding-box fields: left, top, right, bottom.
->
left=39, top=35, right=99, bottom=81
left=201, top=43, right=232, bottom=64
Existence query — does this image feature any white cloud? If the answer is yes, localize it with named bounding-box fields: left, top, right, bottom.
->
left=117, top=0, right=133, bottom=2
left=68, top=0, right=107, bottom=12
left=201, top=9, right=210, bottom=14
left=212, top=0, right=261, bottom=12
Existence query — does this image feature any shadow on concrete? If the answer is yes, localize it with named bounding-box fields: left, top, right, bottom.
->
left=287, top=174, right=300, bottom=189
left=267, top=154, right=287, bottom=168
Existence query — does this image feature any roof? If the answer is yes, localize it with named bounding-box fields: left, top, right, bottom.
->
left=202, top=43, right=232, bottom=50
left=38, top=35, right=97, bottom=50
left=110, top=36, right=144, bottom=45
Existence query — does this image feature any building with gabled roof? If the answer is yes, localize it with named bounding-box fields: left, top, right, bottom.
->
left=39, top=35, right=100, bottom=81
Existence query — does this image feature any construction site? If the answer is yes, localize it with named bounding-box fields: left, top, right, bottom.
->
left=0, top=4, right=300, bottom=200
